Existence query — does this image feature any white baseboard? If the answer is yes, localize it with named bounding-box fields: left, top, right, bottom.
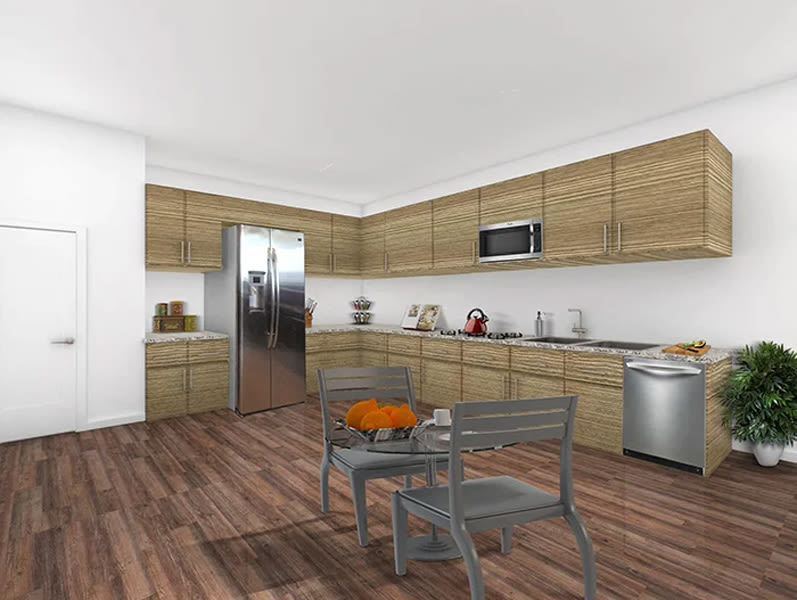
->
left=80, top=412, right=145, bottom=431
left=732, top=439, right=797, bottom=463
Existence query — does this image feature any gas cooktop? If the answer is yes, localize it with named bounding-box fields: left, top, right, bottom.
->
left=438, top=329, right=523, bottom=340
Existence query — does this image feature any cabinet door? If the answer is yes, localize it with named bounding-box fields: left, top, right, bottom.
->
left=299, top=211, right=333, bottom=276
left=480, top=173, right=542, bottom=225
left=360, top=213, right=386, bottom=275
left=387, top=353, right=422, bottom=403
left=146, top=366, right=187, bottom=421
left=614, top=131, right=706, bottom=254
left=332, top=215, right=361, bottom=276
left=462, top=364, right=509, bottom=403
left=185, top=218, right=222, bottom=270
left=513, top=372, right=565, bottom=399
left=543, top=156, right=612, bottom=259
left=421, top=358, right=462, bottom=408
left=385, top=202, right=433, bottom=273
left=564, top=379, right=622, bottom=454
left=433, top=190, right=479, bottom=270
left=188, top=362, right=229, bottom=414
left=146, top=185, right=185, bottom=268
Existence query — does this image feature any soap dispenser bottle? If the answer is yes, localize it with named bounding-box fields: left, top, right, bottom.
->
left=534, top=311, right=544, bottom=337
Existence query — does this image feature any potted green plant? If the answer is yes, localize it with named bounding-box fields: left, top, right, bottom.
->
left=722, top=341, right=797, bottom=466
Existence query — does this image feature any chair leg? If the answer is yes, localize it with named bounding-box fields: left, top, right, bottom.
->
left=350, top=475, right=369, bottom=546
left=403, top=474, right=412, bottom=489
left=564, top=509, right=597, bottom=600
left=320, top=453, right=330, bottom=513
left=500, top=526, right=512, bottom=554
left=391, top=492, right=408, bottom=576
left=451, top=526, right=485, bottom=600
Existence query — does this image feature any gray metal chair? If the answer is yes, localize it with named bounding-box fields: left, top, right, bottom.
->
left=317, top=366, right=449, bottom=547
left=391, top=395, right=597, bottom=600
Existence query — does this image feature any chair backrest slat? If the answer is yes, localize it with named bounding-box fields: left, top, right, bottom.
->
left=457, top=396, right=571, bottom=417
left=459, top=424, right=566, bottom=450
left=317, top=366, right=416, bottom=443
left=461, top=410, right=568, bottom=434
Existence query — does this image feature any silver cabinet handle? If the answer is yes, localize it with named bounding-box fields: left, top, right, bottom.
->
left=384, top=252, right=389, bottom=272
left=182, top=368, right=187, bottom=392
left=617, top=222, right=622, bottom=252
left=332, top=253, right=337, bottom=272
left=514, top=378, right=518, bottom=399
left=188, top=368, right=193, bottom=391
left=472, top=240, right=477, bottom=264
left=51, top=337, right=75, bottom=345
left=502, top=375, right=508, bottom=400
left=180, top=240, right=185, bottom=265
left=187, top=241, right=192, bottom=264
left=603, top=223, right=608, bottom=254
left=329, top=253, right=333, bottom=272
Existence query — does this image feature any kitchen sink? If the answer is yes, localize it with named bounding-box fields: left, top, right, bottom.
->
left=521, top=336, right=594, bottom=344
left=578, top=340, right=658, bottom=351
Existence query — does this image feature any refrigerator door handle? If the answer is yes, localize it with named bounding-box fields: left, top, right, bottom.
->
left=267, top=247, right=277, bottom=348
left=272, top=247, right=281, bottom=348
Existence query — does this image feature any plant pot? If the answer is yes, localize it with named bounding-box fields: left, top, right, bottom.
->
left=752, top=442, right=785, bottom=467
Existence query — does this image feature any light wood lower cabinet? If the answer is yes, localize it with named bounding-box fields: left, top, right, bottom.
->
left=462, top=364, right=509, bottom=402
left=513, top=372, right=566, bottom=398
left=421, top=358, right=462, bottom=408
left=145, top=339, right=230, bottom=421
left=564, top=379, right=623, bottom=455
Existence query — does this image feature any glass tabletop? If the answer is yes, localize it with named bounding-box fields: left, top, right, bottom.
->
left=329, top=424, right=507, bottom=455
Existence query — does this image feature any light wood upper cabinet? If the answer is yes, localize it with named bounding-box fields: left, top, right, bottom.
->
left=543, top=156, right=613, bottom=259
left=613, top=130, right=731, bottom=256
left=360, top=213, right=386, bottom=276
left=184, top=218, right=222, bottom=269
left=289, top=210, right=332, bottom=276
left=332, top=215, right=361, bottom=276
left=433, top=189, right=479, bottom=270
left=146, top=185, right=186, bottom=269
left=385, top=202, right=433, bottom=273
left=480, top=173, right=542, bottom=225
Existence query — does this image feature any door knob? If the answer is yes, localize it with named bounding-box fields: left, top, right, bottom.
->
left=51, top=337, right=75, bottom=345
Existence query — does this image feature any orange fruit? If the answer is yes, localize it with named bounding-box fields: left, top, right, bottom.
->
left=346, top=398, right=378, bottom=430
left=391, top=406, right=418, bottom=428
left=380, top=405, right=398, bottom=417
left=360, top=410, right=394, bottom=430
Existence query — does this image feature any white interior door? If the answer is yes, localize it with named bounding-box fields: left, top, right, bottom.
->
left=0, top=225, right=77, bottom=443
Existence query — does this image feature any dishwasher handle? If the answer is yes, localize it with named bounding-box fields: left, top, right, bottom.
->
left=626, top=361, right=702, bottom=377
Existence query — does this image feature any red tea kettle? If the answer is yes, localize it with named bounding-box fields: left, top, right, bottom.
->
left=464, top=308, right=489, bottom=335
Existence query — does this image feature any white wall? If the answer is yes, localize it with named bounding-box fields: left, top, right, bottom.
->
left=306, top=277, right=364, bottom=325
left=146, top=165, right=363, bottom=217
left=0, top=103, right=146, bottom=429
left=362, top=78, right=797, bottom=354
left=145, top=272, right=205, bottom=331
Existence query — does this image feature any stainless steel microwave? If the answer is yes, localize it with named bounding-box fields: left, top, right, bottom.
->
left=478, top=219, right=543, bottom=263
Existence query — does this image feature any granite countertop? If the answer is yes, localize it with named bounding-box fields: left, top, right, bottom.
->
left=306, top=324, right=732, bottom=364
left=144, top=331, right=229, bottom=344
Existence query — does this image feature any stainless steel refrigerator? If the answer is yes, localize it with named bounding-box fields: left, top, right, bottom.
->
left=204, top=224, right=306, bottom=414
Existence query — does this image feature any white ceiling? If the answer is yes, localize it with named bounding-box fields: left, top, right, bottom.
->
left=2, top=1, right=797, bottom=204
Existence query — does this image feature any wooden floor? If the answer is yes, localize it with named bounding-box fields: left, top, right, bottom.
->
left=1, top=401, right=796, bottom=600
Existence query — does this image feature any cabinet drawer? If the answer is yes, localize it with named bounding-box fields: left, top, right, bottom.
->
left=360, top=332, right=387, bottom=353
left=189, top=361, right=229, bottom=392
left=565, top=351, right=623, bottom=387
left=462, top=343, right=509, bottom=369
left=422, top=338, right=462, bottom=362
left=511, top=347, right=565, bottom=377
left=387, top=335, right=421, bottom=356
left=146, top=343, right=188, bottom=368
left=188, top=339, right=229, bottom=363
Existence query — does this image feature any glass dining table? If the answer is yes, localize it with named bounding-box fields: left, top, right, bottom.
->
left=329, top=423, right=498, bottom=561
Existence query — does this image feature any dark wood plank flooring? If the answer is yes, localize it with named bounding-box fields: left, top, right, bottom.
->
left=1, top=401, right=796, bottom=599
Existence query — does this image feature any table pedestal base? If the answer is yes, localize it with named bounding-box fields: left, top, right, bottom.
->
left=406, top=534, right=462, bottom=561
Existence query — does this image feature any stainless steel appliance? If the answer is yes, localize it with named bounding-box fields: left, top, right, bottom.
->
left=622, top=357, right=707, bottom=474
left=478, top=218, right=542, bottom=263
left=205, top=225, right=306, bottom=414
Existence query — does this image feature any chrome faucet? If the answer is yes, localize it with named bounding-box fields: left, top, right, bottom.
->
left=568, top=308, right=587, bottom=338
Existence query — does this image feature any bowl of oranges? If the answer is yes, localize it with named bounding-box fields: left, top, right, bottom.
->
left=337, top=398, right=421, bottom=442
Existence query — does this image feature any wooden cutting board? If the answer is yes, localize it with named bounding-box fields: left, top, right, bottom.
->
left=662, top=343, right=711, bottom=357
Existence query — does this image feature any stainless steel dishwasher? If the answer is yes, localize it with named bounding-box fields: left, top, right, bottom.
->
left=623, top=357, right=706, bottom=474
